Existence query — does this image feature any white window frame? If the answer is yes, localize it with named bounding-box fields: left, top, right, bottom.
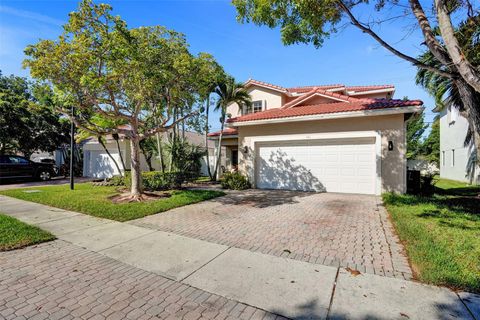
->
left=252, top=100, right=263, bottom=113
left=451, top=149, right=455, bottom=167
left=442, top=151, right=445, bottom=166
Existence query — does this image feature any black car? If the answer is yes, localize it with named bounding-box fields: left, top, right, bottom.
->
left=0, top=155, right=58, bottom=181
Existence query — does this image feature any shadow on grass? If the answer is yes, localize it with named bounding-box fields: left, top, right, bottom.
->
left=383, top=193, right=480, bottom=217
left=435, top=185, right=480, bottom=197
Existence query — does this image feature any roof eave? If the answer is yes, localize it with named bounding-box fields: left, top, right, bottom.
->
left=229, top=105, right=424, bottom=127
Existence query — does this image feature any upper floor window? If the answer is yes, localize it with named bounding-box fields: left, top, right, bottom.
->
left=244, top=100, right=263, bottom=115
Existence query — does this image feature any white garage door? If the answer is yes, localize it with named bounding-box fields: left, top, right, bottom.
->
left=256, top=138, right=377, bottom=194
left=89, top=151, right=122, bottom=179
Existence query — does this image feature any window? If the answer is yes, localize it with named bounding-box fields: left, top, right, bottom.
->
left=451, top=149, right=455, bottom=167
left=9, top=156, right=30, bottom=164
left=442, top=151, right=445, bottom=166
left=244, top=100, right=263, bottom=115
left=253, top=100, right=262, bottom=113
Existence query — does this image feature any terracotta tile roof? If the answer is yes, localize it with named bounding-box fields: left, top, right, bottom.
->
left=228, top=99, right=423, bottom=123
left=244, top=79, right=287, bottom=92
left=245, top=79, right=395, bottom=95
left=346, top=85, right=395, bottom=92
left=282, top=88, right=366, bottom=109
left=287, top=84, right=345, bottom=93
left=207, top=128, right=238, bottom=137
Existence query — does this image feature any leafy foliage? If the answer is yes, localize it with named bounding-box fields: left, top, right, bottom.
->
left=0, top=72, right=69, bottom=157
left=421, top=118, right=440, bottom=167
left=165, top=137, right=205, bottom=181
left=221, top=172, right=251, bottom=190
left=23, top=0, right=223, bottom=196
left=406, top=113, right=427, bottom=160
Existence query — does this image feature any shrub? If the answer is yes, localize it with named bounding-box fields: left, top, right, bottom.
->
left=142, top=171, right=184, bottom=191
left=221, top=172, right=251, bottom=190
left=109, top=175, right=126, bottom=186
left=124, top=171, right=184, bottom=191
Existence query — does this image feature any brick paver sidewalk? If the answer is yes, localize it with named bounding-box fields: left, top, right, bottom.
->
left=0, top=241, right=284, bottom=320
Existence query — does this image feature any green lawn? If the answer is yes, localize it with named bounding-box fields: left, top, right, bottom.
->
left=383, top=178, right=480, bottom=293
left=0, top=183, right=225, bottom=222
left=0, top=214, right=55, bottom=251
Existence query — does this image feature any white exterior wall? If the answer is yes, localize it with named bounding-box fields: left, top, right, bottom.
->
left=439, top=108, right=479, bottom=183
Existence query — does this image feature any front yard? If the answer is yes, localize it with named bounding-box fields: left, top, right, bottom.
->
left=0, top=184, right=225, bottom=222
left=383, top=178, right=480, bottom=293
left=0, top=214, right=55, bottom=251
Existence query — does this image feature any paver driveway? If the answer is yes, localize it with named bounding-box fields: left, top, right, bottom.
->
left=131, top=190, right=412, bottom=279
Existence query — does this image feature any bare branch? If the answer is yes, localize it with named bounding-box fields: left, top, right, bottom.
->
left=141, top=110, right=199, bottom=139
left=336, top=0, right=457, bottom=79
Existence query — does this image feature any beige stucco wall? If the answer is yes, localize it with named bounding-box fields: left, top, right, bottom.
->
left=236, top=113, right=407, bottom=194
left=226, top=86, right=285, bottom=117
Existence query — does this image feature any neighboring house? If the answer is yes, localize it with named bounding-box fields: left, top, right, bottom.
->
left=439, top=106, right=479, bottom=184
left=208, top=79, right=424, bottom=195
left=82, top=130, right=214, bottom=179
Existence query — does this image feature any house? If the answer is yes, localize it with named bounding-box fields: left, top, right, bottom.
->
left=82, top=130, right=214, bottom=179
left=439, top=106, right=479, bottom=183
left=208, top=79, right=424, bottom=195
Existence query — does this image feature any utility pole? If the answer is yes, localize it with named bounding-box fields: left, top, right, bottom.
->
left=70, top=105, right=75, bottom=190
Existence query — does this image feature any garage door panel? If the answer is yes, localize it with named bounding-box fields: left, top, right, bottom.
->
left=256, top=138, right=376, bottom=194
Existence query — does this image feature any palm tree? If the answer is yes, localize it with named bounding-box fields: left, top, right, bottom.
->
left=212, top=77, right=252, bottom=180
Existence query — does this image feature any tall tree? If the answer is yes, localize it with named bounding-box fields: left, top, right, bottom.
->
left=24, top=0, right=218, bottom=200
left=232, top=1, right=480, bottom=155
left=416, top=17, right=480, bottom=158
left=0, top=72, right=69, bottom=158
left=212, top=77, right=252, bottom=180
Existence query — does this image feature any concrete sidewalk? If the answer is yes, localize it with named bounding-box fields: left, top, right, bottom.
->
left=0, top=195, right=478, bottom=320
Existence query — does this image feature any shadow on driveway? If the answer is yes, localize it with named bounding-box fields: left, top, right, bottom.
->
left=210, top=189, right=318, bottom=208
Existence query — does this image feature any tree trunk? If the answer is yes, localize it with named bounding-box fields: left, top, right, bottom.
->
left=435, top=0, right=480, bottom=93
left=113, top=135, right=127, bottom=174
left=129, top=135, right=143, bottom=197
left=456, top=79, right=480, bottom=159
left=204, top=97, right=213, bottom=180
left=212, top=110, right=226, bottom=180
left=98, top=136, right=123, bottom=177
left=155, top=132, right=165, bottom=173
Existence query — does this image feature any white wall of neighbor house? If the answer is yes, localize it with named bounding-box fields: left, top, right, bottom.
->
left=236, top=113, right=407, bottom=194
left=226, top=86, right=285, bottom=117
left=439, top=108, right=479, bottom=183
left=83, top=139, right=214, bottom=178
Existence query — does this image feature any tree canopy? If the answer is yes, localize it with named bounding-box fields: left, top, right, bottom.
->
left=23, top=0, right=224, bottom=198
left=0, top=72, right=70, bottom=158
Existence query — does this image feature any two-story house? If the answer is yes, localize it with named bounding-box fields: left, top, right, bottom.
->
left=208, top=79, right=424, bottom=195
left=439, top=106, right=479, bottom=183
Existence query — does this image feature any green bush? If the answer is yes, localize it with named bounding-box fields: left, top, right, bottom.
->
left=108, top=175, right=125, bottom=186
left=221, top=172, right=251, bottom=190
left=124, top=171, right=184, bottom=191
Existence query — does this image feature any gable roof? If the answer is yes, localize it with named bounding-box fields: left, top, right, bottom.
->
left=282, top=88, right=365, bottom=109
left=244, top=79, right=288, bottom=93
left=228, top=99, right=423, bottom=124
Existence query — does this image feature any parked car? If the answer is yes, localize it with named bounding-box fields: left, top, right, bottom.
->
left=0, top=155, right=58, bottom=181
